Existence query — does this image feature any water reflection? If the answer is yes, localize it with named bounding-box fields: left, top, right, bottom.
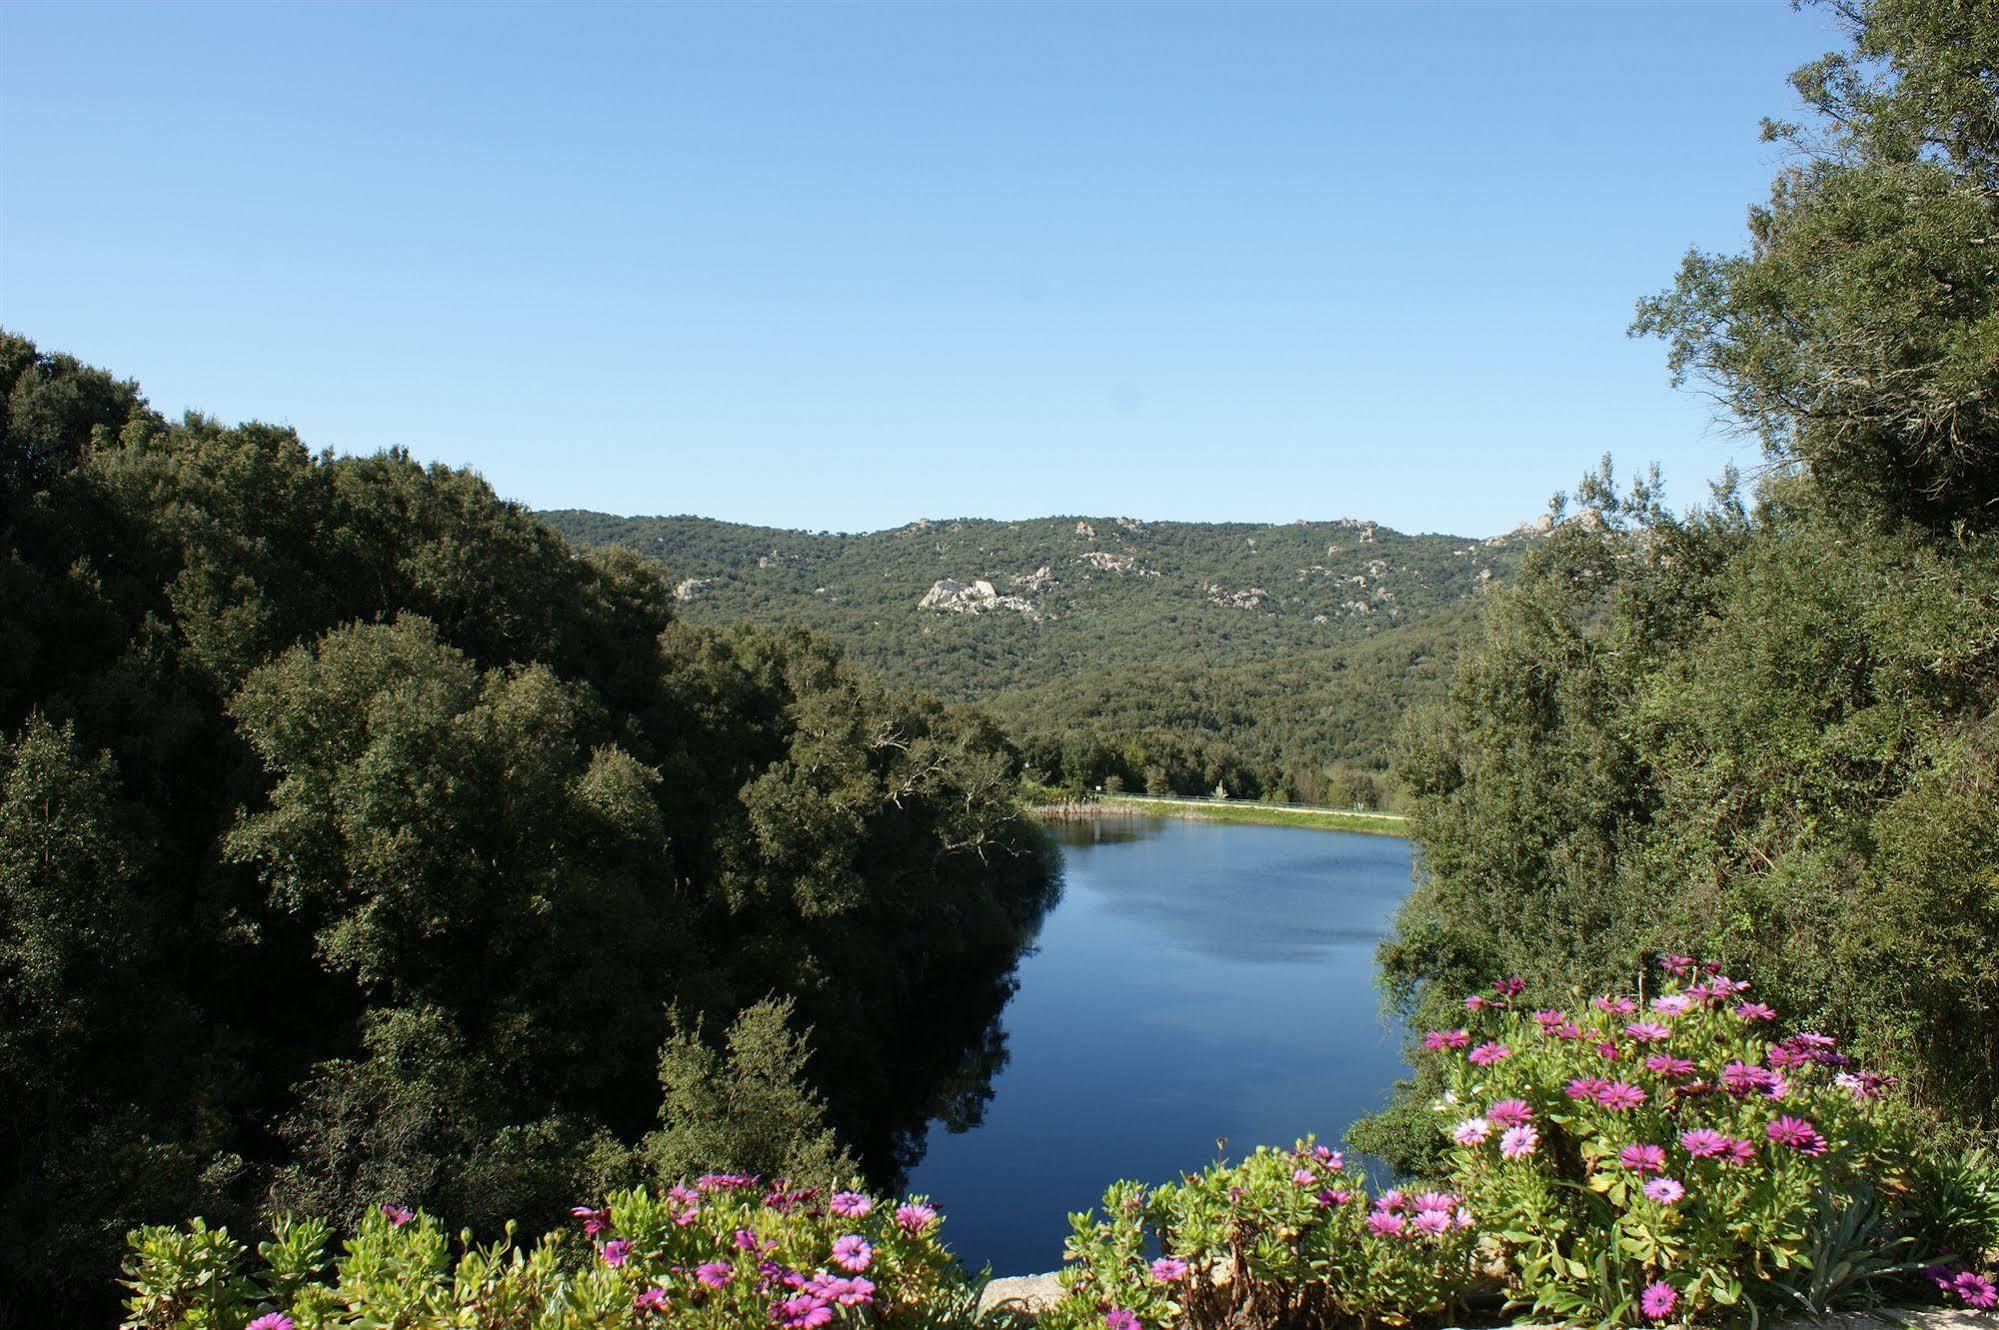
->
left=901, top=817, right=1413, bottom=1276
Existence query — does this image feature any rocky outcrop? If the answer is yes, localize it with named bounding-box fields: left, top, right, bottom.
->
left=673, top=577, right=713, bottom=602
left=919, top=578, right=1043, bottom=619
left=1076, top=551, right=1157, bottom=577
left=1206, top=584, right=1269, bottom=610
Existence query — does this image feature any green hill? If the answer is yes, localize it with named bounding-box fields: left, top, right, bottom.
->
left=541, top=510, right=1538, bottom=803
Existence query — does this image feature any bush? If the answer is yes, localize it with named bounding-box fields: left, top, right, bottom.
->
left=1040, top=1143, right=1481, bottom=1330
left=119, top=1180, right=994, bottom=1329
left=1419, top=958, right=1995, bottom=1322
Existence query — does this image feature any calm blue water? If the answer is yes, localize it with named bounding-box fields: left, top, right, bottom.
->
left=905, top=816, right=1412, bottom=1276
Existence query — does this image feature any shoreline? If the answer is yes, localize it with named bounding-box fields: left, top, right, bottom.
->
left=1028, top=792, right=1409, bottom=838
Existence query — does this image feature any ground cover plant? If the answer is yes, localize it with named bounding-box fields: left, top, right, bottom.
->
left=119, top=1178, right=1000, bottom=1330
left=1045, top=958, right=1999, bottom=1329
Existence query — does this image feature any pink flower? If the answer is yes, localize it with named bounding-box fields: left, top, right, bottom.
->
left=1422, top=1029, right=1471, bottom=1050
left=1464, top=995, right=1488, bottom=1011
left=829, top=1191, right=872, bottom=1219
left=1658, top=953, right=1695, bottom=978
left=635, top=1288, right=670, bottom=1313
left=1721, top=1061, right=1778, bottom=1096
left=1413, top=1208, right=1452, bottom=1236
left=380, top=1204, right=414, bottom=1226
left=1105, top=1311, right=1141, bottom=1330
left=571, top=1205, right=609, bottom=1235
left=1292, top=1168, right=1317, bottom=1187
left=1534, top=1009, right=1568, bottom=1031
left=1640, top=1280, right=1678, bottom=1320
left=1592, top=996, right=1637, bottom=1016
left=1468, top=1042, right=1512, bottom=1067
left=246, top=1317, right=296, bottom=1330
left=1566, top=1076, right=1610, bottom=1101
left=696, top=1262, right=735, bottom=1287
left=1953, top=1272, right=1998, bottom=1310
left=1766, top=1115, right=1827, bottom=1156
left=1494, top=976, right=1526, bottom=997
left=1644, top=1177, right=1686, bottom=1204
left=1721, top=1136, right=1758, bottom=1166
left=1377, top=1188, right=1408, bottom=1212
left=1624, top=1021, right=1672, bottom=1043
left=1594, top=1081, right=1646, bottom=1110
left=771, top=1295, right=834, bottom=1329
left=1499, top=1125, right=1539, bottom=1159
left=1365, top=1209, right=1406, bottom=1236
left=1645, top=1054, right=1696, bottom=1077
left=602, top=1239, right=633, bottom=1267
left=894, top=1202, right=938, bottom=1233
left=697, top=1172, right=755, bottom=1191
left=1619, top=1143, right=1667, bottom=1174
left=1652, top=993, right=1693, bottom=1015
left=1316, top=1188, right=1351, bottom=1207
left=1735, top=1001, right=1776, bottom=1022
left=1452, top=1117, right=1492, bottom=1146
left=1679, top=1128, right=1729, bottom=1158
left=831, top=1235, right=872, bottom=1272
left=1150, top=1257, right=1189, bottom=1282
left=1487, top=1099, right=1533, bottom=1128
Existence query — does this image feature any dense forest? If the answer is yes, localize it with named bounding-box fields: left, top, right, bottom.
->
left=0, top=337, right=1056, bottom=1325
left=541, top=511, right=1533, bottom=805
left=1359, top=0, right=1999, bottom=1164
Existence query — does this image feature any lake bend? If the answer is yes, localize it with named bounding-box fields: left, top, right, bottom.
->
left=905, top=816, right=1414, bottom=1276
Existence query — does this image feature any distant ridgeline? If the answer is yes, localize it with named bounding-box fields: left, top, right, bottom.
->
left=540, top=510, right=1545, bottom=805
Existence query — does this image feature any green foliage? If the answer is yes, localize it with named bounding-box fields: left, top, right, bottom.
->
left=0, top=333, right=1053, bottom=1324
left=540, top=511, right=1526, bottom=804
left=1381, top=0, right=1999, bottom=1164
left=1041, top=1143, right=1479, bottom=1330
left=119, top=1182, right=998, bottom=1330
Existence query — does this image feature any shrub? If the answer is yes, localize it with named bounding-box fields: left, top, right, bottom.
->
left=1041, top=1142, right=1481, bottom=1330
left=1418, top=958, right=1992, bottom=1322
left=119, top=1179, right=992, bottom=1329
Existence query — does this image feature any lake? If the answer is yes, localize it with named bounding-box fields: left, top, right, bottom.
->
left=904, top=815, right=1413, bottom=1276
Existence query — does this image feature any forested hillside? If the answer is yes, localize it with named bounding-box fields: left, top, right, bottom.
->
left=0, top=335, right=1054, bottom=1324
left=542, top=511, right=1535, bottom=804
left=1361, top=0, right=1999, bottom=1164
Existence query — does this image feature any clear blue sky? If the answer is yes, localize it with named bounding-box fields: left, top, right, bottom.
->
left=2, top=1, right=1836, bottom=536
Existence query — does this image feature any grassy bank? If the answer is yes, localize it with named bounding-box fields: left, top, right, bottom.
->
left=1028, top=790, right=1409, bottom=837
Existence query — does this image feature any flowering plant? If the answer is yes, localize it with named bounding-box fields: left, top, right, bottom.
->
left=1041, top=1140, right=1481, bottom=1330
left=119, top=1181, right=993, bottom=1329
left=1421, top=959, right=1972, bottom=1323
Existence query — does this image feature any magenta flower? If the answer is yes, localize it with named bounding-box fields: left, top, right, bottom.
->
left=634, top=1288, right=669, bottom=1313
left=1721, top=1136, right=1758, bottom=1166
left=1487, top=1098, right=1533, bottom=1128
left=1150, top=1257, right=1189, bottom=1282
left=1592, top=996, right=1637, bottom=1016
left=697, top=1172, right=755, bottom=1191
left=1624, top=1021, right=1672, bottom=1043
left=246, top=1317, right=296, bottom=1330
left=1679, top=1127, right=1729, bottom=1158
left=380, top=1204, right=414, bottom=1226
left=1735, top=1001, right=1776, bottom=1022
left=1413, top=1208, right=1452, bottom=1236
left=1421, top=1029, right=1471, bottom=1050
left=1468, top=1041, right=1512, bottom=1067
left=1451, top=1117, right=1492, bottom=1146
left=1494, top=975, right=1526, bottom=997
left=1619, top=1143, right=1667, bottom=1174
left=771, top=1295, right=834, bottom=1329
left=1652, top=993, right=1693, bottom=1015
left=831, top=1235, right=873, bottom=1272
left=1645, top=1054, right=1696, bottom=1077
left=1640, top=1280, right=1678, bottom=1320
left=1954, top=1272, right=1998, bottom=1309
left=1659, top=953, right=1694, bottom=977
left=834, top=1277, right=875, bottom=1308
left=1499, top=1125, right=1539, bottom=1159
left=1566, top=1076, right=1609, bottom=1100
left=1464, top=994, right=1488, bottom=1011
left=1377, top=1188, right=1407, bottom=1212
left=894, top=1202, right=938, bottom=1233
left=1105, top=1311, right=1141, bottom=1330
left=1292, top=1168, right=1317, bottom=1187
left=829, top=1190, right=872, bottom=1219
left=1644, top=1177, right=1686, bottom=1204
left=571, top=1205, right=609, bottom=1235
left=1534, top=1008, right=1568, bottom=1031
left=695, top=1261, right=734, bottom=1287
left=1594, top=1081, right=1646, bottom=1110
left=1365, top=1209, right=1406, bottom=1237
left=602, top=1239, right=633, bottom=1267
left=1317, top=1188, right=1351, bottom=1207
left=1766, top=1115, right=1827, bottom=1156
